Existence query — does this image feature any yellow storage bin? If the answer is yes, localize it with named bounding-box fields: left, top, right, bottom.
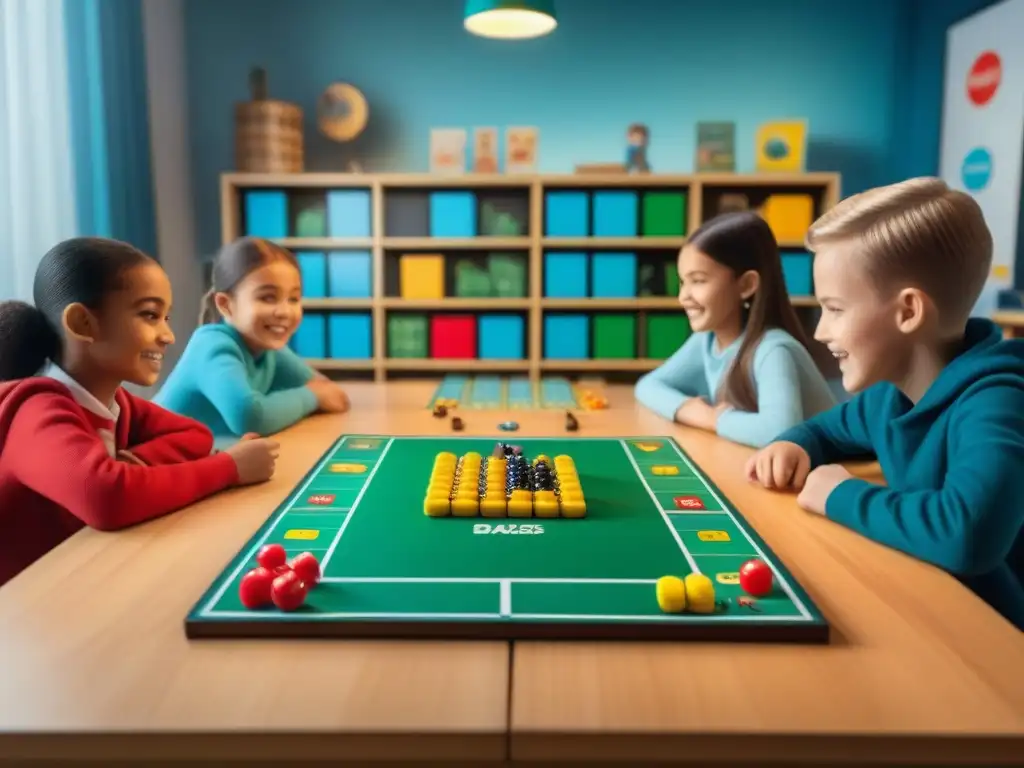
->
left=761, top=194, right=813, bottom=243
left=400, top=253, right=445, bottom=299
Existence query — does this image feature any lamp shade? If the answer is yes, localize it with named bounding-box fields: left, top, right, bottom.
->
left=464, top=0, right=557, bottom=39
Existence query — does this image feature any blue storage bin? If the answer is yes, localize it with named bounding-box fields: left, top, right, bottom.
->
left=297, top=252, right=327, bottom=298
left=430, top=191, right=477, bottom=237
left=244, top=191, right=288, bottom=238
left=328, top=313, right=372, bottom=359
left=479, top=314, right=525, bottom=359
left=327, top=189, right=372, bottom=237
left=291, top=313, right=327, bottom=358
left=545, top=191, right=589, bottom=236
left=543, top=314, right=588, bottom=359
left=591, top=252, right=637, bottom=298
left=593, top=191, right=638, bottom=236
left=781, top=251, right=813, bottom=296
left=544, top=252, right=588, bottom=297
left=328, top=251, right=372, bottom=297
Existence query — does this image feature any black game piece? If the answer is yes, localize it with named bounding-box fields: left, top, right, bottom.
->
left=451, top=416, right=464, bottom=431
left=565, top=411, right=579, bottom=432
left=433, top=404, right=448, bottom=418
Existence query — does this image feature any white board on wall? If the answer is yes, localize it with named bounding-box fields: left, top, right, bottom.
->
left=939, top=0, right=1024, bottom=316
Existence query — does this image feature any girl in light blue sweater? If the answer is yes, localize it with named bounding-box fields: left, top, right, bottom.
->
left=156, top=238, right=349, bottom=446
left=635, top=211, right=835, bottom=448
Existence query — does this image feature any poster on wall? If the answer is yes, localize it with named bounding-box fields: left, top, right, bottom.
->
left=505, top=127, right=538, bottom=173
left=430, top=128, right=467, bottom=174
left=938, top=0, right=1024, bottom=316
left=473, top=127, right=499, bottom=173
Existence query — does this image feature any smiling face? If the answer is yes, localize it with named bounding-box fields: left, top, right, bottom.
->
left=677, top=245, right=756, bottom=335
left=76, top=261, right=176, bottom=388
left=812, top=241, right=919, bottom=392
left=215, top=258, right=303, bottom=353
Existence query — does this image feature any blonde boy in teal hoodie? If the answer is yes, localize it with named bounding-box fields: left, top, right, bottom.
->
left=747, top=177, right=1024, bottom=631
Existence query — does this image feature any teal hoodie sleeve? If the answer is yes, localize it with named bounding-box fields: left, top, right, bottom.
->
left=773, top=386, right=881, bottom=465
left=193, top=332, right=319, bottom=436
left=716, top=344, right=808, bottom=448
left=823, top=383, right=1024, bottom=577
left=272, top=345, right=318, bottom=390
left=634, top=334, right=709, bottom=420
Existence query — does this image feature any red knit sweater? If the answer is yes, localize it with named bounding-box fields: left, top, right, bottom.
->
left=0, top=378, right=239, bottom=588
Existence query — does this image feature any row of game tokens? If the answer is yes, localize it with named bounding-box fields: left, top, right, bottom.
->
left=656, top=559, right=775, bottom=614
left=424, top=451, right=587, bottom=518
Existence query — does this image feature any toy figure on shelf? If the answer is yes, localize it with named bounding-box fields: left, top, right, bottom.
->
left=626, top=123, right=650, bottom=173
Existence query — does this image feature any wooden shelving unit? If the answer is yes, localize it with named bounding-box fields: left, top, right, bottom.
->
left=220, top=171, right=840, bottom=381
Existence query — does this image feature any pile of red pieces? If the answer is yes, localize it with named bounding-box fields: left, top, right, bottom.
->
left=238, top=543, right=321, bottom=611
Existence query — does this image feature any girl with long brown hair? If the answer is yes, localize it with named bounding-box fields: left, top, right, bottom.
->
left=635, top=211, right=835, bottom=447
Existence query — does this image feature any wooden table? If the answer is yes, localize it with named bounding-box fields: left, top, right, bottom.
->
left=993, top=310, right=1024, bottom=339
left=0, top=382, right=1021, bottom=765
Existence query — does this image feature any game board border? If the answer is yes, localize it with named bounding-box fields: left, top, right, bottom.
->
left=184, top=435, right=830, bottom=644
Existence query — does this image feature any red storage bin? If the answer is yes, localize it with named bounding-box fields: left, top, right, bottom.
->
left=430, top=314, right=476, bottom=358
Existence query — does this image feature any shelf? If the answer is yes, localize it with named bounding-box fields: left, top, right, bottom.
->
left=222, top=171, right=840, bottom=381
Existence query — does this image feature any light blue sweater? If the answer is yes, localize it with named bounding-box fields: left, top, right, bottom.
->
left=634, top=328, right=836, bottom=448
left=155, top=324, right=319, bottom=444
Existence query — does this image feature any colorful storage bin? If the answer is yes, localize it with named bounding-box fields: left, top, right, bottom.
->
left=543, top=314, right=588, bottom=359
left=544, top=252, right=588, bottom=297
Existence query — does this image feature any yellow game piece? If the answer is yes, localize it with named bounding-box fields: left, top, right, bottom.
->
left=697, top=530, right=730, bottom=542
left=651, top=465, right=680, bottom=476
left=560, top=499, right=586, bottom=518
left=451, top=498, right=479, bottom=516
left=656, top=575, right=687, bottom=613
left=508, top=489, right=532, bottom=517
left=284, top=529, right=319, bottom=540
left=716, top=572, right=740, bottom=585
left=434, top=451, right=457, bottom=464
left=533, top=490, right=559, bottom=517
left=461, top=451, right=481, bottom=462
left=684, top=573, right=716, bottom=613
left=330, top=462, right=367, bottom=474
left=480, top=497, right=507, bottom=517
left=559, top=482, right=582, bottom=497
left=423, top=497, right=450, bottom=516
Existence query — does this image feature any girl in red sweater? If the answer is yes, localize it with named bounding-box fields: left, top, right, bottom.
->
left=0, top=237, right=281, bottom=588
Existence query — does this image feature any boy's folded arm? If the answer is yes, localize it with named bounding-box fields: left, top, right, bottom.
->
left=195, top=335, right=318, bottom=436
left=773, top=387, right=879, bottom=465
left=8, top=394, right=239, bottom=531
left=824, top=385, right=1024, bottom=576
left=634, top=335, right=709, bottom=420
left=122, top=391, right=216, bottom=463
left=716, top=346, right=805, bottom=448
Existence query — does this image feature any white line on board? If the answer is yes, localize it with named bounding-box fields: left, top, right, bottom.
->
left=199, top=436, right=353, bottom=616
left=619, top=440, right=700, bottom=573
left=664, top=440, right=813, bottom=620
left=500, top=579, right=512, bottom=616
left=318, top=438, right=395, bottom=572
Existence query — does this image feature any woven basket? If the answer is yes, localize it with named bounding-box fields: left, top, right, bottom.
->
left=234, top=100, right=304, bottom=173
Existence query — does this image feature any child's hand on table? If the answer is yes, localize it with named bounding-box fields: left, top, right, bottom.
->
left=225, top=437, right=280, bottom=485
left=674, top=398, right=721, bottom=432
left=745, top=441, right=812, bottom=490
left=796, top=464, right=853, bottom=515
left=306, top=379, right=350, bottom=413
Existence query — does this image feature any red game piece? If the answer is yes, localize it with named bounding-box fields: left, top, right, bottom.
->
left=271, top=570, right=310, bottom=611
left=238, top=566, right=274, bottom=609
left=256, top=543, right=287, bottom=570
left=290, top=552, right=321, bottom=586
left=739, top=559, right=773, bottom=596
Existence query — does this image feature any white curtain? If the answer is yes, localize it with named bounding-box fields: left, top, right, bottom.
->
left=0, top=0, right=78, bottom=302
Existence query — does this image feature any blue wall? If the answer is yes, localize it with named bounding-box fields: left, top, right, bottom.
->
left=183, top=0, right=996, bottom=258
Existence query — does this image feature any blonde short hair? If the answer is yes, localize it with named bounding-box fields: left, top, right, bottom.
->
left=806, top=177, right=993, bottom=328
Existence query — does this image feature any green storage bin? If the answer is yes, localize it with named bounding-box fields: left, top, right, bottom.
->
left=666, top=261, right=680, bottom=296
left=593, top=314, right=636, bottom=359
left=388, top=314, right=428, bottom=358
left=646, top=313, right=691, bottom=359
left=642, top=192, right=687, bottom=236
left=488, top=252, right=526, bottom=297
left=455, top=259, right=492, bottom=297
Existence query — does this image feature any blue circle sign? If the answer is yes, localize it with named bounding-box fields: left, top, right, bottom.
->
left=962, top=147, right=992, bottom=191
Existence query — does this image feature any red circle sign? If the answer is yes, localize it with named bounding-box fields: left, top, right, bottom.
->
left=967, top=50, right=1001, bottom=106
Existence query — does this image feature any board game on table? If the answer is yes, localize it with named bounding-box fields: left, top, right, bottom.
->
left=185, top=434, right=829, bottom=643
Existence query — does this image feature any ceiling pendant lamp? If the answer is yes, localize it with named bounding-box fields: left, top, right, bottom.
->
left=464, top=0, right=557, bottom=39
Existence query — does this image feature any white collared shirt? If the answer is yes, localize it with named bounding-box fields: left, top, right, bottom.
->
left=42, top=362, right=121, bottom=457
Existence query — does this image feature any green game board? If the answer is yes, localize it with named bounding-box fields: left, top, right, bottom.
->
left=185, top=435, right=829, bottom=643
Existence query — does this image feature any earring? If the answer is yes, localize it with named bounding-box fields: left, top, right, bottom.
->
left=743, top=299, right=751, bottom=309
